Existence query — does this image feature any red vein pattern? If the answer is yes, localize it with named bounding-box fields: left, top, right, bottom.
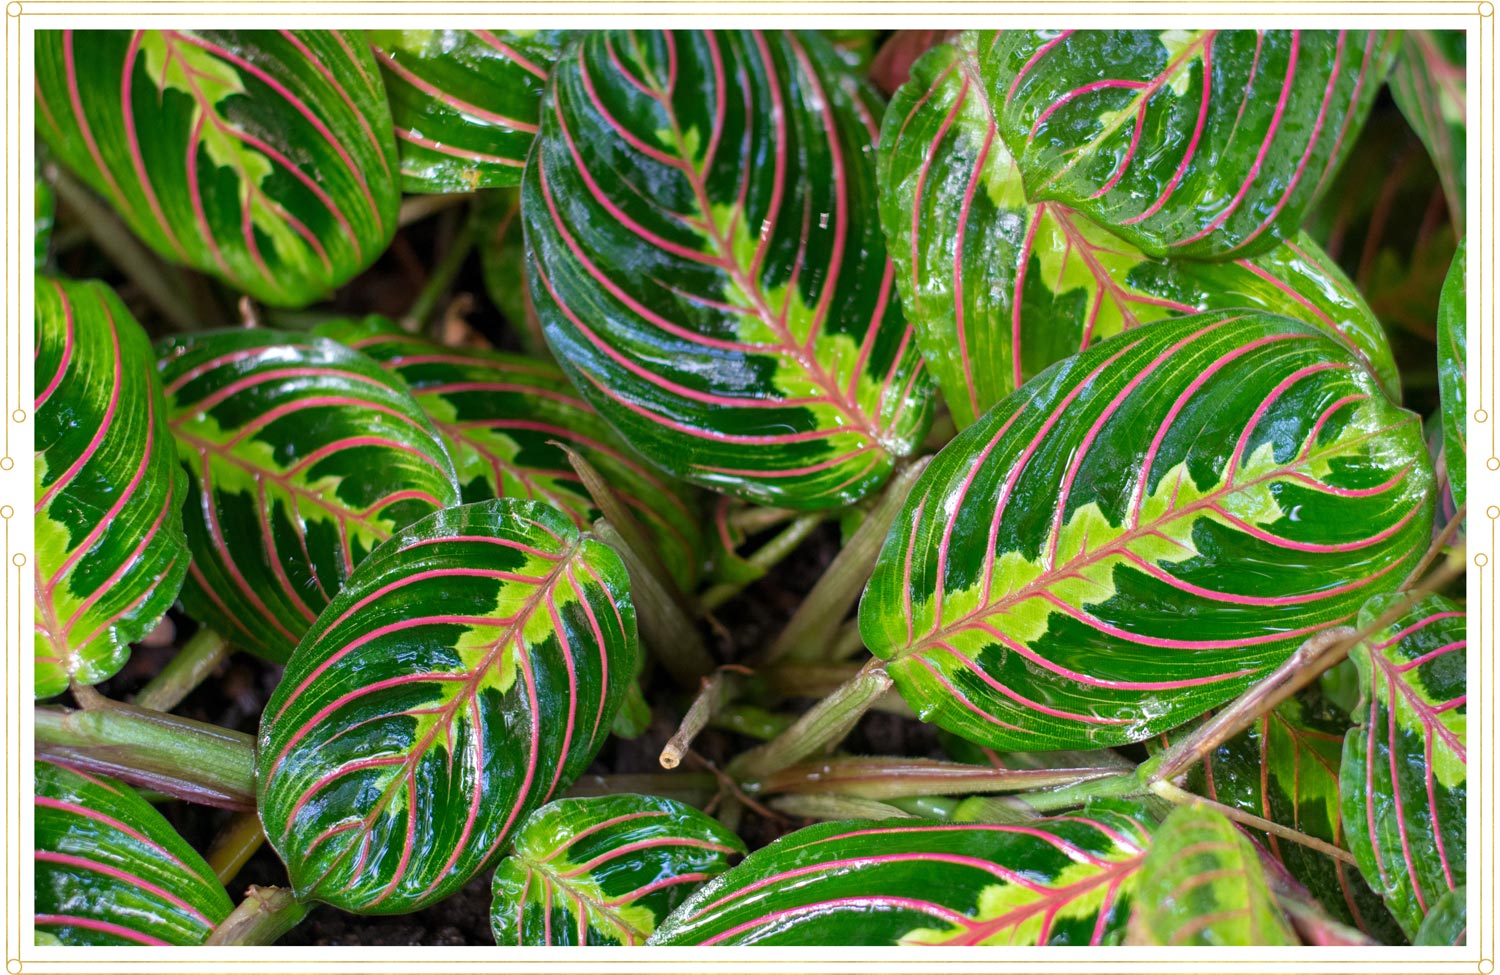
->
left=258, top=500, right=638, bottom=915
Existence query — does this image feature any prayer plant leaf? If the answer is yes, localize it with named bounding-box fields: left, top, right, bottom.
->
left=489, top=794, right=745, bottom=945
left=258, top=499, right=639, bottom=915
left=35, top=30, right=399, bottom=307
left=158, top=328, right=460, bottom=662
left=525, top=29, right=933, bottom=510
left=1389, top=30, right=1466, bottom=234
left=1437, top=240, right=1467, bottom=512
left=649, top=801, right=1153, bottom=946
left=315, top=316, right=704, bottom=592
left=979, top=30, right=1400, bottom=260
left=860, top=311, right=1434, bottom=751
left=1414, top=886, right=1467, bottom=946
left=880, top=36, right=1399, bottom=429
left=1127, top=803, right=1295, bottom=946
left=1341, top=592, right=1466, bottom=939
left=368, top=29, right=569, bottom=193
left=35, top=759, right=233, bottom=945
left=35, top=276, right=188, bottom=699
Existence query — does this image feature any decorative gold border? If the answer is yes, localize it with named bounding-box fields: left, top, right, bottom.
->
left=0, top=6, right=1490, bottom=973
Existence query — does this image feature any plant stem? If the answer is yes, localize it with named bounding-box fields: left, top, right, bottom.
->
left=769, top=794, right=916, bottom=822
left=206, top=811, right=267, bottom=888
left=660, top=669, right=743, bottom=769
left=709, top=704, right=794, bottom=741
left=1401, top=502, right=1466, bottom=590
left=205, top=886, right=307, bottom=946
left=132, top=628, right=233, bottom=713
left=594, top=520, right=714, bottom=689
left=569, top=449, right=687, bottom=610
left=403, top=211, right=478, bottom=332
left=1149, top=780, right=1358, bottom=867
left=951, top=795, right=1043, bottom=825
left=760, top=458, right=930, bottom=666
left=1006, top=770, right=1147, bottom=814
left=697, top=513, right=826, bottom=613
left=728, top=505, right=797, bottom=535
left=729, top=661, right=892, bottom=782
left=35, top=703, right=256, bottom=810
left=757, top=662, right=914, bottom=716
left=398, top=193, right=470, bottom=228
left=751, top=757, right=1118, bottom=801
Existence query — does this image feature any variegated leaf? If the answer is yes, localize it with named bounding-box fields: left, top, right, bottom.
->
left=315, top=316, right=703, bottom=591
left=860, top=311, right=1433, bottom=751
left=158, top=329, right=460, bottom=662
left=369, top=30, right=568, bottom=193
left=1438, top=241, right=1466, bottom=512
left=258, top=499, right=638, bottom=914
left=35, top=30, right=398, bottom=307
left=1389, top=30, right=1466, bottom=234
left=490, top=794, right=744, bottom=945
left=1128, top=803, right=1295, bottom=946
left=1341, top=593, right=1466, bottom=939
left=649, top=801, right=1153, bottom=945
left=525, top=29, right=933, bottom=510
left=980, top=30, right=1399, bottom=259
left=35, top=759, right=232, bottom=945
left=35, top=277, right=188, bottom=699
left=880, top=36, right=1398, bottom=428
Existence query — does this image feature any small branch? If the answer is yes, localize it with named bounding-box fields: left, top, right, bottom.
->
left=132, top=628, right=233, bottom=713
left=205, top=886, right=307, bottom=947
left=1401, top=502, right=1466, bottom=590
left=697, top=513, right=826, bottom=613
left=660, top=668, right=746, bottom=769
left=206, top=811, right=267, bottom=888
left=729, top=661, right=892, bottom=782
left=757, top=662, right=914, bottom=717
left=398, top=192, right=470, bottom=228
left=1150, top=780, right=1358, bottom=867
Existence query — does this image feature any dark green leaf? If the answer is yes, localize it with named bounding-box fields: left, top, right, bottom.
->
left=35, top=276, right=187, bottom=698
left=158, top=328, right=460, bottom=662
left=35, top=759, right=232, bottom=945
left=525, top=29, right=933, bottom=510
left=1438, top=240, right=1466, bottom=511
left=861, top=311, right=1433, bottom=750
left=36, top=30, right=399, bottom=307
left=36, top=173, right=56, bottom=268
left=1414, top=886, right=1467, bottom=946
left=1389, top=30, right=1466, bottom=234
left=258, top=499, right=639, bottom=914
left=490, top=794, right=744, bottom=944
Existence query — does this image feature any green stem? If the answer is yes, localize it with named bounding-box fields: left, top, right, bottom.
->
left=697, top=513, right=826, bottom=613
left=132, top=628, right=232, bottom=713
left=768, top=794, right=915, bottom=822
left=569, top=449, right=687, bottom=609
left=206, top=811, right=267, bottom=888
left=1005, top=769, right=1147, bottom=815
left=205, top=886, right=307, bottom=946
left=756, top=662, right=914, bottom=717
left=660, top=669, right=741, bottom=769
left=728, top=505, right=798, bottom=535
left=752, top=757, right=1118, bottom=801
left=1149, top=780, right=1358, bottom=866
left=398, top=192, right=470, bottom=228
left=403, top=211, right=479, bottom=332
left=729, top=662, right=892, bottom=782
left=35, top=703, right=256, bottom=810
left=595, top=520, right=714, bottom=689
left=709, top=704, right=794, bottom=741
left=951, top=795, right=1043, bottom=825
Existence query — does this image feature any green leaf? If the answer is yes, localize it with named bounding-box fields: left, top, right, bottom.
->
left=35, top=759, right=232, bottom=945
left=35, top=30, right=399, bottom=307
left=1438, top=240, right=1466, bottom=511
left=1341, top=592, right=1466, bottom=938
left=477, top=188, right=551, bottom=359
left=315, top=316, right=704, bottom=592
left=860, top=311, right=1434, bottom=751
left=1170, top=698, right=1401, bottom=941
left=1389, top=30, right=1466, bottom=234
left=1127, top=803, right=1294, bottom=946
left=649, top=801, right=1153, bottom=945
left=490, top=794, right=745, bottom=944
left=525, top=29, right=933, bottom=510
left=258, top=499, right=639, bottom=914
left=35, top=276, right=188, bottom=699
left=1414, top=886, right=1467, bottom=946
left=36, top=172, right=56, bottom=268
left=368, top=30, right=569, bottom=193
left=980, top=30, right=1400, bottom=260
left=158, top=328, right=460, bottom=662
left=880, top=37, right=1399, bottom=429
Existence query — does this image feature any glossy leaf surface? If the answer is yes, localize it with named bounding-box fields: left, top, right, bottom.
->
left=861, top=311, right=1433, bottom=750
left=1437, top=241, right=1466, bottom=511
left=316, top=317, right=703, bottom=591
left=981, top=30, right=1399, bottom=259
left=650, top=802, right=1152, bottom=945
left=1414, top=886, right=1466, bottom=946
left=526, top=29, right=932, bottom=509
left=369, top=30, right=568, bottom=193
left=258, top=499, right=638, bottom=914
left=35, top=277, right=187, bottom=698
left=880, top=37, right=1399, bottom=428
left=1128, top=803, right=1294, bottom=946
left=1389, top=31, right=1466, bottom=233
left=35, top=759, right=232, bottom=945
left=1341, top=593, right=1466, bottom=938
left=159, top=329, right=459, bottom=662
left=490, top=794, right=744, bottom=944
left=35, top=30, right=399, bottom=307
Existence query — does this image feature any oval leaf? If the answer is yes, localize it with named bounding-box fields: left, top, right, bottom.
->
left=1340, top=592, right=1466, bottom=939
left=650, top=802, right=1152, bottom=945
left=369, top=30, right=568, bottom=193
left=258, top=499, right=639, bottom=914
left=35, top=759, right=232, bottom=945
left=35, top=276, right=188, bottom=698
left=315, top=316, right=703, bottom=591
left=860, top=311, right=1433, bottom=751
left=1389, top=31, right=1466, bottom=234
left=159, top=328, right=460, bottom=662
left=35, top=30, right=398, bottom=307
left=525, top=29, right=933, bottom=510
left=1437, top=240, right=1466, bottom=511
left=880, top=36, right=1398, bottom=429
left=1127, top=803, right=1295, bottom=946
left=980, top=30, right=1399, bottom=260
left=490, top=793, right=745, bottom=945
